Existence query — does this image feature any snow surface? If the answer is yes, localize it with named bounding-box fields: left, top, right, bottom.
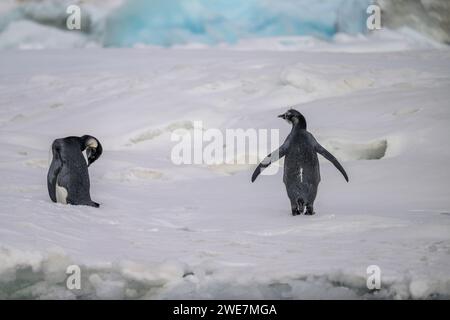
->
left=0, top=40, right=450, bottom=299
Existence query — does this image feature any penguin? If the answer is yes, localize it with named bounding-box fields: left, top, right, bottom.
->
left=47, top=135, right=103, bottom=208
left=251, top=109, right=348, bottom=216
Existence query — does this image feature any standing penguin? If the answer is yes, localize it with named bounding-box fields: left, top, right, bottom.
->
left=251, top=109, right=348, bottom=216
left=47, top=135, right=103, bottom=207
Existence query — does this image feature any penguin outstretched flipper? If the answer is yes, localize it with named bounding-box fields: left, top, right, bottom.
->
left=251, top=145, right=287, bottom=182
left=314, top=142, right=349, bottom=182
left=251, top=108, right=349, bottom=216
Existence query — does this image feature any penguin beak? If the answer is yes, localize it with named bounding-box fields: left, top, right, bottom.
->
left=86, top=142, right=103, bottom=167
left=86, top=148, right=96, bottom=167
left=278, top=113, right=286, bottom=119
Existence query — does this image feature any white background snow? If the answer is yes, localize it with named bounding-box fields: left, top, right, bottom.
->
left=0, top=30, right=450, bottom=298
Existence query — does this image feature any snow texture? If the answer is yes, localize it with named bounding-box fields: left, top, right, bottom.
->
left=0, top=22, right=449, bottom=299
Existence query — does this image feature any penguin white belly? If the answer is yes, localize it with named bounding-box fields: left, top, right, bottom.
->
left=55, top=183, right=68, bottom=204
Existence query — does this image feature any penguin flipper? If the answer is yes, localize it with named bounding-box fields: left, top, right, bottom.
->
left=251, top=146, right=286, bottom=182
left=47, top=158, right=62, bottom=202
left=315, top=144, right=349, bottom=182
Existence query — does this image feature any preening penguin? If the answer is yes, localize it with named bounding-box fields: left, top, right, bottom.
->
left=47, top=135, right=103, bottom=208
left=251, top=109, right=348, bottom=216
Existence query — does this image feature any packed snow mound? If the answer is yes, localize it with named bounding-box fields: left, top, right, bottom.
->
left=1, top=247, right=449, bottom=299
left=321, top=139, right=388, bottom=161
left=0, top=20, right=96, bottom=50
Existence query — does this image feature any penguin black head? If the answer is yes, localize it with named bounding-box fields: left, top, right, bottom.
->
left=278, top=109, right=307, bottom=129
left=81, top=135, right=103, bottom=167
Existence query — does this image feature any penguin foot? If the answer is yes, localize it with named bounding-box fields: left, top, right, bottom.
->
left=298, top=202, right=306, bottom=215
left=89, top=201, right=100, bottom=208
left=291, top=199, right=307, bottom=216
left=305, top=206, right=315, bottom=215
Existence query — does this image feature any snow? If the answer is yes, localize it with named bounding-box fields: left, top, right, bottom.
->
left=0, top=40, right=450, bottom=299
left=0, top=20, right=98, bottom=50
